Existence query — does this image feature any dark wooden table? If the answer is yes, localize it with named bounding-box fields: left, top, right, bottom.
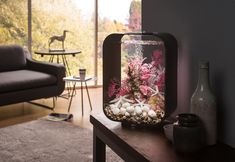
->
left=90, top=113, right=235, bottom=162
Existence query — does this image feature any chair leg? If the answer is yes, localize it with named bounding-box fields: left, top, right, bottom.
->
left=28, top=97, right=56, bottom=110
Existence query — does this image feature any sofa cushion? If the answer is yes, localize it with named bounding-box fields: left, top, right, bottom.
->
left=0, top=70, right=57, bottom=93
left=0, top=45, right=26, bottom=72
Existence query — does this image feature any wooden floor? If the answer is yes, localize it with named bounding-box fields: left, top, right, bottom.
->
left=0, top=87, right=103, bottom=130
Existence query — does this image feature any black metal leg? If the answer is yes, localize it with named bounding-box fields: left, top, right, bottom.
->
left=61, top=55, right=73, bottom=95
left=49, top=55, right=53, bottom=62
left=93, top=128, right=106, bottom=162
left=62, top=55, right=70, bottom=76
left=62, top=55, right=71, bottom=76
left=61, top=55, right=66, bottom=68
left=28, top=97, right=56, bottom=110
left=85, top=81, right=92, bottom=111
left=57, top=55, right=59, bottom=63
left=81, top=81, right=84, bottom=116
left=68, top=82, right=76, bottom=112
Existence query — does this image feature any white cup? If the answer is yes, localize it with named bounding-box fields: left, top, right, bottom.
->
left=79, top=68, right=86, bottom=80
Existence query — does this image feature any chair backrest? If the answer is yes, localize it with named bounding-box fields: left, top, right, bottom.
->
left=0, top=45, right=27, bottom=72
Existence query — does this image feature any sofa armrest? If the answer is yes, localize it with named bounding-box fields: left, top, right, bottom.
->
left=26, top=58, right=66, bottom=78
left=26, top=58, right=66, bottom=95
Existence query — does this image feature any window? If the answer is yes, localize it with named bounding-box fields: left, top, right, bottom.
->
left=97, top=0, right=141, bottom=85
left=31, top=0, right=95, bottom=79
left=0, top=0, right=141, bottom=86
left=0, top=0, right=28, bottom=46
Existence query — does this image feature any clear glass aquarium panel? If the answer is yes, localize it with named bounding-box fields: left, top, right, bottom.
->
left=104, top=34, right=166, bottom=125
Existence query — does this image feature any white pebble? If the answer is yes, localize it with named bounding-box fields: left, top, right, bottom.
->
left=159, top=110, right=165, bottom=118
left=125, top=112, right=130, bottom=117
left=122, top=102, right=130, bottom=108
left=148, top=110, right=157, bottom=118
left=110, top=104, right=117, bottom=110
left=131, top=112, right=136, bottom=116
left=120, top=107, right=126, bottom=115
left=126, top=106, right=135, bottom=113
left=142, top=105, right=150, bottom=112
left=134, top=106, right=142, bottom=115
left=112, top=107, right=120, bottom=115
left=142, top=111, right=147, bottom=117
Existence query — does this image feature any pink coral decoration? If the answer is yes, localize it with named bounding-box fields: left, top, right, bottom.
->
left=139, top=85, right=149, bottom=96
left=152, top=50, right=164, bottom=66
left=108, top=50, right=165, bottom=108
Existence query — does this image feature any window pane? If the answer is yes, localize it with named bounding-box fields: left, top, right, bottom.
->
left=0, top=0, right=28, bottom=46
left=97, top=0, right=142, bottom=85
left=32, top=0, right=95, bottom=79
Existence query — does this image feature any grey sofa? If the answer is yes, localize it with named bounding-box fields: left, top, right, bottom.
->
left=0, top=45, right=65, bottom=108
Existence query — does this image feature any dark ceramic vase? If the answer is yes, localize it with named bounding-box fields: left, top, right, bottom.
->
left=190, top=61, right=217, bottom=145
left=173, top=113, right=205, bottom=153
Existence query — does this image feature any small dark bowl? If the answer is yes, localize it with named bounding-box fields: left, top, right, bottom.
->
left=177, top=113, right=199, bottom=127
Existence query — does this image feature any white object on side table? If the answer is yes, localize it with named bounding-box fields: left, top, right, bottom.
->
left=63, top=76, right=96, bottom=116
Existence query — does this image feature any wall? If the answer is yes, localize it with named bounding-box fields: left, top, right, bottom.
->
left=142, top=0, right=235, bottom=148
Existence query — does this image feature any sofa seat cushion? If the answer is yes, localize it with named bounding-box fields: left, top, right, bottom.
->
left=0, top=70, right=57, bottom=93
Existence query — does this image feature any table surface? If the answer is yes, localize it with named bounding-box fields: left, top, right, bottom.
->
left=34, top=50, right=81, bottom=56
left=63, top=76, right=95, bottom=82
left=90, top=113, right=235, bottom=162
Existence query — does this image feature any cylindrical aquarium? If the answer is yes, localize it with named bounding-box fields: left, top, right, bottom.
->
left=103, top=33, right=177, bottom=126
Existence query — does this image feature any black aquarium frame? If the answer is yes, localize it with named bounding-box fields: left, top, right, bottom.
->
left=103, top=32, right=178, bottom=124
